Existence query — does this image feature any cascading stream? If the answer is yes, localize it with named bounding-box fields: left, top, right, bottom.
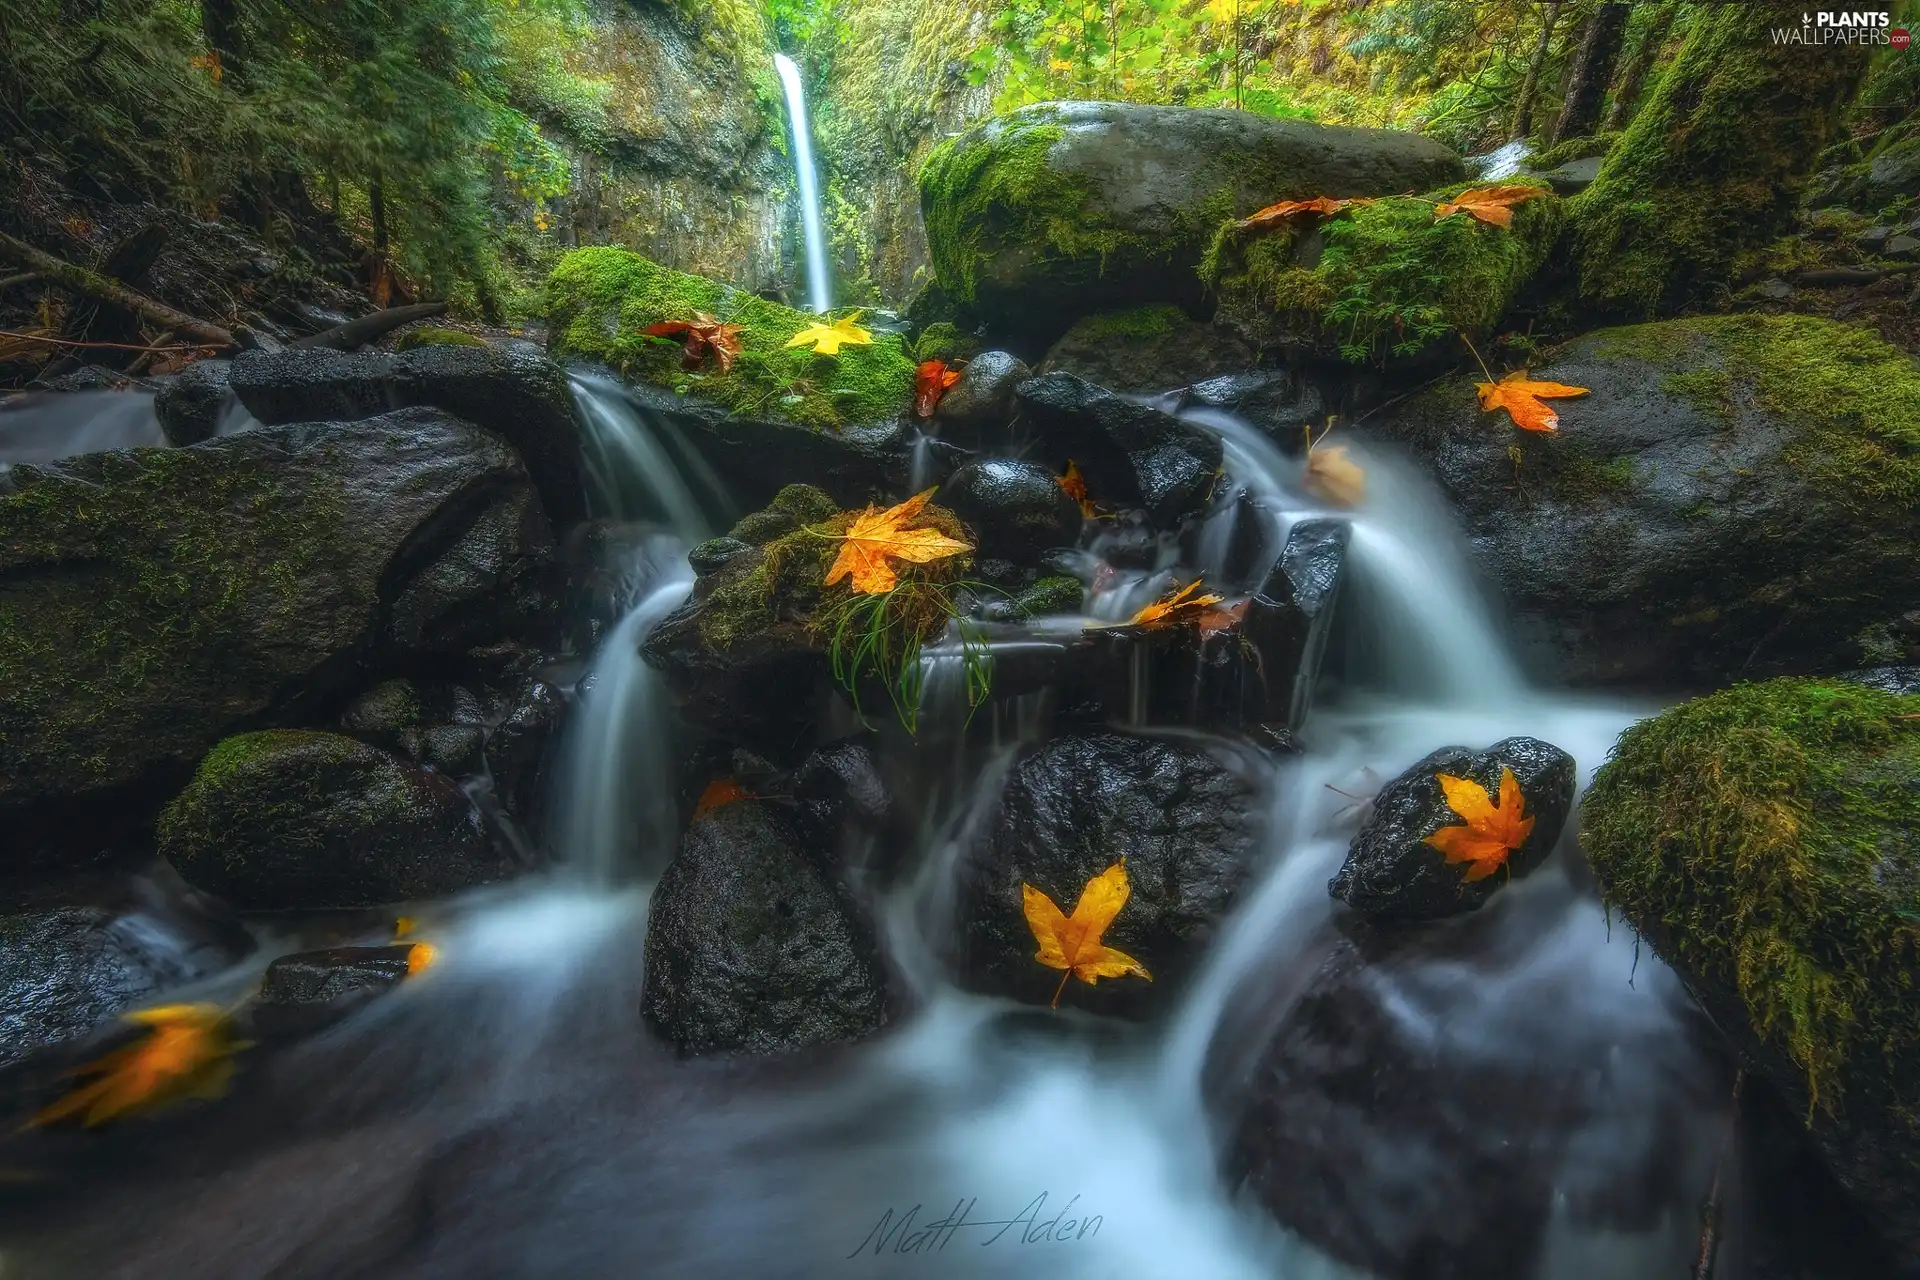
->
left=773, top=52, right=833, bottom=317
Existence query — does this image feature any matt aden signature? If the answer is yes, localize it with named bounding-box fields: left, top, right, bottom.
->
left=847, top=1193, right=1102, bottom=1258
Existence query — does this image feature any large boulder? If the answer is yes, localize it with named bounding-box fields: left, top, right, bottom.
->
left=641, top=800, right=892, bottom=1055
left=949, top=731, right=1262, bottom=1017
left=158, top=730, right=516, bottom=910
left=1362, top=314, right=1920, bottom=688
left=1012, top=372, right=1224, bottom=528
left=1582, top=678, right=1920, bottom=1262
left=918, top=101, right=1463, bottom=347
left=1329, top=737, right=1576, bottom=922
left=0, top=410, right=556, bottom=858
left=936, top=457, right=1082, bottom=563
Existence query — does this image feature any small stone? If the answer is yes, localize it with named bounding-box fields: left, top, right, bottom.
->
left=1856, top=225, right=1894, bottom=253
left=937, top=457, right=1083, bottom=562
left=1756, top=278, right=1795, bottom=300
left=250, top=945, right=416, bottom=1039
left=1882, top=234, right=1920, bottom=260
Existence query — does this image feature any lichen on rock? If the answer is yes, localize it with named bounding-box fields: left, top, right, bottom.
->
left=544, top=246, right=915, bottom=430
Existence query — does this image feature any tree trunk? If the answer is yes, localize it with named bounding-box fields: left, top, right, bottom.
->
left=1551, top=1, right=1633, bottom=145
left=200, top=0, right=246, bottom=87
left=369, top=170, right=391, bottom=308
left=1602, top=3, right=1676, bottom=133
left=0, top=230, right=234, bottom=348
left=1571, top=2, right=1869, bottom=317
left=1509, top=1, right=1564, bottom=142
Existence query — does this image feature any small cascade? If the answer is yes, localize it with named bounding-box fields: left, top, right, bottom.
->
left=568, top=370, right=730, bottom=527
left=773, top=52, right=833, bottom=316
left=1470, top=137, right=1532, bottom=180
left=0, top=388, right=164, bottom=467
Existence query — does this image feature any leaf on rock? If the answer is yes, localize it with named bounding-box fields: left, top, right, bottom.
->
left=642, top=312, right=744, bottom=373
left=1195, top=597, right=1249, bottom=638
left=1125, top=579, right=1224, bottom=630
left=1233, top=195, right=1370, bottom=233
left=1433, top=185, right=1550, bottom=229
left=914, top=359, right=963, bottom=418
left=693, top=778, right=753, bottom=819
left=1476, top=371, right=1589, bottom=433
left=1022, top=862, right=1153, bottom=1009
left=1304, top=441, right=1366, bottom=507
left=32, top=1004, right=243, bottom=1128
left=823, top=488, right=973, bottom=595
left=1423, top=767, right=1535, bottom=882
left=407, top=942, right=438, bottom=975
left=1057, top=460, right=1099, bottom=518
left=785, top=310, right=874, bottom=357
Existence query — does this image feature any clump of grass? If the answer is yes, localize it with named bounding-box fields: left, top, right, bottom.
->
left=820, top=578, right=993, bottom=734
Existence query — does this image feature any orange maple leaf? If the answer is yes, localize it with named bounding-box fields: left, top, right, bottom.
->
left=914, top=359, right=964, bottom=418
left=1233, top=195, right=1371, bottom=232
left=1423, top=767, right=1535, bottom=882
left=1195, top=597, right=1249, bottom=638
left=1022, top=862, right=1153, bottom=1009
left=1057, top=460, right=1099, bottom=518
left=1304, top=439, right=1366, bottom=508
left=32, top=1004, right=243, bottom=1128
left=823, top=489, right=973, bottom=596
left=1433, top=185, right=1550, bottom=229
left=642, top=312, right=744, bottom=374
left=692, top=778, right=752, bottom=819
left=1125, top=579, right=1225, bottom=630
left=1477, top=371, right=1590, bottom=433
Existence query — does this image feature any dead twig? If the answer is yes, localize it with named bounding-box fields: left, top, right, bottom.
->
left=1692, top=1067, right=1746, bottom=1280
left=0, top=330, right=218, bottom=355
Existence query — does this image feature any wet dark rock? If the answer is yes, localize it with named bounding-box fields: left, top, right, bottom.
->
left=152, top=359, right=233, bottom=445
left=931, top=350, right=1029, bottom=447
left=31, top=367, right=152, bottom=393
left=419, top=724, right=486, bottom=776
left=1182, top=370, right=1326, bottom=441
left=1040, top=305, right=1256, bottom=395
left=950, top=731, right=1262, bottom=1017
left=1329, top=737, right=1576, bottom=922
left=687, top=536, right=752, bottom=577
left=937, top=457, right=1082, bottom=562
left=1013, top=372, right=1223, bottom=527
left=229, top=347, right=394, bottom=423
left=158, top=730, right=515, bottom=910
left=1844, top=665, right=1920, bottom=695
left=789, top=733, right=898, bottom=860
left=981, top=574, right=1084, bottom=622
left=338, top=679, right=425, bottom=750
left=0, top=901, right=245, bottom=1068
left=249, top=945, right=417, bottom=1040
left=0, top=410, right=554, bottom=859
left=484, top=678, right=570, bottom=834
left=1360, top=314, right=1920, bottom=687
left=1216, top=922, right=1721, bottom=1280
left=642, top=800, right=892, bottom=1055
left=1540, top=153, right=1604, bottom=195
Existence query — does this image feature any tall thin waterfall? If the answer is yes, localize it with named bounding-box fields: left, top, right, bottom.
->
left=773, top=52, right=832, bottom=315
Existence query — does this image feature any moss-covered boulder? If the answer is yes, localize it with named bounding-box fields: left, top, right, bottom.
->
left=1361, top=314, right=1920, bottom=688
left=545, top=246, right=915, bottom=431
left=1038, top=304, right=1257, bottom=395
left=1203, top=184, right=1565, bottom=367
left=1583, top=679, right=1920, bottom=1259
left=0, top=411, right=555, bottom=860
left=159, top=731, right=516, bottom=910
left=919, top=101, right=1463, bottom=349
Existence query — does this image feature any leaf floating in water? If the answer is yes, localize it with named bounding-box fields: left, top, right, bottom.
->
left=1022, top=862, right=1152, bottom=1009
left=1304, top=438, right=1366, bottom=508
left=1476, top=371, right=1589, bottom=433
left=1433, top=185, right=1550, bottom=229
left=393, top=916, right=417, bottom=940
left=785, top=310, right=873, bottom=357
left=32, top=1004, right=243, bottom=1128
left=822, top=489, right=972, bottom=596
left=406, top=942, right=438, bottom=976
left=1423, top=767, right=1535, bottom=882
left=692, top=778, right=753, bottom=819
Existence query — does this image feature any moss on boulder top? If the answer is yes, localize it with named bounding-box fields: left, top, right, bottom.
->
left=1582, top=678, right=1920, bottom=1254
left=545, top=247, right=916, bottom=430
left=918, top=101, right=1462, bottom=348
left=1203, top=183, right=1565, bottom=366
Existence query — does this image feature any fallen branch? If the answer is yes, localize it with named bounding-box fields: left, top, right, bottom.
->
left=1692, top=1067, right=1746, bottom=1280
left=291, top=300, right=447, bottom=352
left=0, top=330, right=220, bottom=355
left=0, top=272, right=41, bottom=290
left=1788, top=264, right=1920, bottom=287
left=0, top=230, right=234, bottom=349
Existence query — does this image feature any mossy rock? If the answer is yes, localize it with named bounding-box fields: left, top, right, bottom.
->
left=1526, top=131, right=1620, bottom=172
left=1203, top=183, right=1565, bottom=367
left=1038, top=304, right=1256, bottom=394
left=1361, top=313, right=1920, bottom=687
left=159, top=731, right=516, bottom=910
left=0, top=412, right=549, bottom=860
left=544, top=246, right=915, bottom=431
left=1583, top=678, right=1920, bottom=1259
left=918, top=101, right=1463, bottom=350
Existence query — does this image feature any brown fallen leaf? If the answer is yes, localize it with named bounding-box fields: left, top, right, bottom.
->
left=1423, top=767, right=1535, bottom=882
left=692, top=777, right=753, bottom=819
left=1433, top=185, right=1550, bottom=229
left=1305, top=439, right=1366, bottom=507
left=1022, top=862, right=1153, bottom=1009
left=33, top=1004, right=243, bottom=1128
left=1057, top=460, right=1099, bottom=519
left=1126, top=579, right=1225, bottom=630
left=914, top=358, right=963, bottom=418
left=1195, top=597, right=1250, bottom=638
left=1477, top=371, right=1590, bottom=433
left=1233, top=195, right=1370, bottom=233
left=823, top=489, right=973, bottom=595
left=642, top=312, right=744, bottom=374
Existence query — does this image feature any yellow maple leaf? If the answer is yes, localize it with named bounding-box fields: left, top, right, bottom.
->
left=1477, top=371, right=1589, bottom=433
left=1422, top=767, right=1535, bottom=882
left=1433, top=185, right=1550, bottom=229
left=785, top=310, right=873, bottom=357
left=407, top=942, right=438, bottom=975
left=822, top=488, right=973, bottom=595
left=1022, top=862, right=1153, bottom=1009
left=1126, top=579, right=1224, bottom=629
left=32, top=1004, right=243, bottom=1128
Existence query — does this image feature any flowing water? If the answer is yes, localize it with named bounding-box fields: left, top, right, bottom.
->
left=0, top=388, right=163, bottom=468
left=4, top=383, right=1734, bottom=1280
left=774, top=53, right=833, bottom=317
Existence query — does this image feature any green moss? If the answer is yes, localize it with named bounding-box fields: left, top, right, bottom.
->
left=1066, top=304, right=1188, bottom=342
left=1569, top=7, right=1868, bottom=317
left=1583, top=679, right=1920, bottom=1114
left=1529, top=131, right=1620, bottom=171
left=911, top=322, right=983, bottom=365
left=1203, top=184, right=1565, bottom=364
left=1551, top=451, right=1640, bottom=502
left=1660, top=367, right=1735, bottom=421
left=544, top=246, right=916, bottom=430
left=726, top=483, right=840, bottom=544
left=1004, top=575, right=1084, bottom=619
left=393, top=326, right=489, bottom=352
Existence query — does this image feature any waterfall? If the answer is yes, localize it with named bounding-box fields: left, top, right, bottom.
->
left=773, top=52, right=833, bottom=316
